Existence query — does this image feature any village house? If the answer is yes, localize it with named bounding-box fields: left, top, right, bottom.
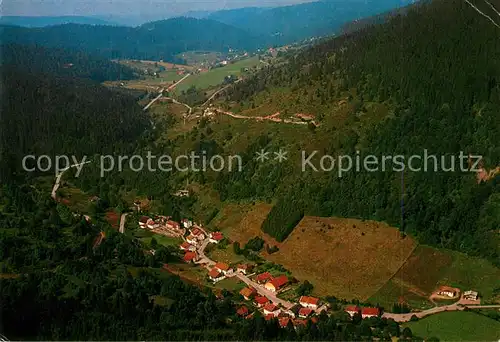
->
left=255, top=272, right=273, bottom=284
left=436, top=286, right=459, bottom=298
left=146, top=218, right=159, bottom=230
left=345, top=305, right=361, bottom=317
left=263, top=303, right=281, bottom=317
left=183, top=251, right=198, bottom=263
left=264, top=275, right=289, bottom=293
left=181, top=218, right=193, bottom=229
left=299, top=296, right=320, bottom=310
left=361, top=307, right=380, bottom=319
left=253, top=295, right=269, bottom=308
left=209, top=231, right=224, bottom=244
left=166, top=220, right=181, bottom=230
left=214, top=262, right=233, bottom=275
left=186, top=235, right=198, bottom=245
left=236, top=306, right=249, bottom=317
left=190, top=227, right=205, bottom=241
left=237, top=264, right=253, bottom=274
left=463, top=290, right=479, bottom=301
left=139, top=216, right=150, bottom=229
left=240, top=287, right=257, bottom=300
left=279, top=317, right=291, bottom=328
left=179, top=241, right=195, bottom=252
left=298, top=307, right=314, bottom=318
left=208, top=268, right=225, bottom=282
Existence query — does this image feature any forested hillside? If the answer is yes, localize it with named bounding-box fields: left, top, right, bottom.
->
left=0, top=44, right=136, bottom=82
left=207, top=0, right=414, bottom=44
left=0, top=17, right=261, bottom=62
left=218, top=0, right=500, bottom=264
left=0, top=67, right=149, bottom=182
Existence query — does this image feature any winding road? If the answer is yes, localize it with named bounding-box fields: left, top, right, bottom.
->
left=51, top=161, right=91, bottom=200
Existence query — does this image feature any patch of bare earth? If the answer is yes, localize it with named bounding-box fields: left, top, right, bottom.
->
left=264, top=216, right=417, bottom=300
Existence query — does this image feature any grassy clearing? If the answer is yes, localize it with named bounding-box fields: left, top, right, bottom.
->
left=214, top=277, right=246, bottom=292
left=206, top=246, right=246, bottom=266
left=368, top=279, right=434, bottom=310
left=438, top=251, right=500, bottom=302
left=57, top=185, right=91, bottom=213
left=175, top=57, right=260, bottom=93
left=403, top=311, right=500, bottom=341
left=263, top=216, right=417, bottom=300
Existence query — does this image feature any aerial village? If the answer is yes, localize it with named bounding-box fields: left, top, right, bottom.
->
left=135, top=213, right=389, bottom=329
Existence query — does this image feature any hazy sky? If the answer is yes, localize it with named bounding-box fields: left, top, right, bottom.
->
left=1, top=0, right=317, bottom=17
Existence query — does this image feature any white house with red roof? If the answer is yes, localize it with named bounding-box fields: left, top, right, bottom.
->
left=361, top=307, right=380, bottom=319
left=208, top=268, right=225, bottom=282
left=345, top=305, right=361, bottom=317
left=264, top=275, right=288, bottom=293
left=263, top=303, right=281, bottom=317
left=186, top=235, right=198, bottom=245
left=299, top=296, right=320, bottom=310
left=209, top=231, right=224, bottom=243
left=298, top=307, right=314, bottom=318
left=237, top=264, right=253, bottom=274
left=146, top=218, right=159, bottom=230
left=214, top=262, right=233, bottom=275
left=253, top=295, right=269, bottom=308
left=180, top=241, right=195, bottom=252
left=183, top=251, right=198, bottom=263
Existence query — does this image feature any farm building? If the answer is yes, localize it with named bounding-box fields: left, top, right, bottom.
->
left=264, top=275, right=288, bottom=293
left=436, top=286, right=460, bottom=298
left=181, top=218, right=193, bottom=229
left=463, top=290, right=479, bottom=301
left=179, top=242, right=195, bottom=252
left=166, top=220, right=181, bottom=230
left=190, top=227, right=205, bottom=240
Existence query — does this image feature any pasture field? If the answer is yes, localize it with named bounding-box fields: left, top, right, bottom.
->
left=175, top=57, right=260, bottom=93
left=403, top=311, right=500, bottom=341
left=369, top=245, right=500, bottom=308
left=263, top=216, right=417, bottom=300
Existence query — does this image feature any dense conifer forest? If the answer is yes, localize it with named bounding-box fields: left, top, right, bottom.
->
left=219, top=0, right=500, bottom=264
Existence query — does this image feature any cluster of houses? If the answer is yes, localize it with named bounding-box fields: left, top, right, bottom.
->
left=236, top=288, right=325, bottom=328
left=344, top=306, right=381, bottom=319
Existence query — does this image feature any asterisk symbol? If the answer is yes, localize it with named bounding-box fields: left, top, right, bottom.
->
left=274, top=149, right=288, bottom=162
left=255, top=149, right=270, bottom=162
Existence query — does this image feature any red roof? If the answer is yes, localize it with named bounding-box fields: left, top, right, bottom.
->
left=279, top=317, right=290, bottom=328
left=180, top=242, right=191, bottom=249
left=254, top=295, right=269, bottom=305
left=208, top=268, right=222, bottom=278
left=139, top=216, right=150, bottom=223
left=264, top=314, right=275, bottom=321
left=214, top=262, right=230, bottom=271
left=183, top=251, right=197, bottom=262
left=361, top=307, right=380, bottom=316
left=345, top=305, right=361, bottom=313
left=255, top=272, right=273, bottom=283
left=264, top=303, right=278, bottom=312
left=269, top=275, right=288, bottom=289
left=237, top=306, right=249, bottom=316
left=191, top=227, right=203, bottom=236
left=298, top=308, right=313, bottom=317
left=211, top=232, right=224, bottom=240
left=299, top=296, right=319, bottom=306
left=240, top=287, right=256, bottom=298
left=167, top=220, right=180, bottom=228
